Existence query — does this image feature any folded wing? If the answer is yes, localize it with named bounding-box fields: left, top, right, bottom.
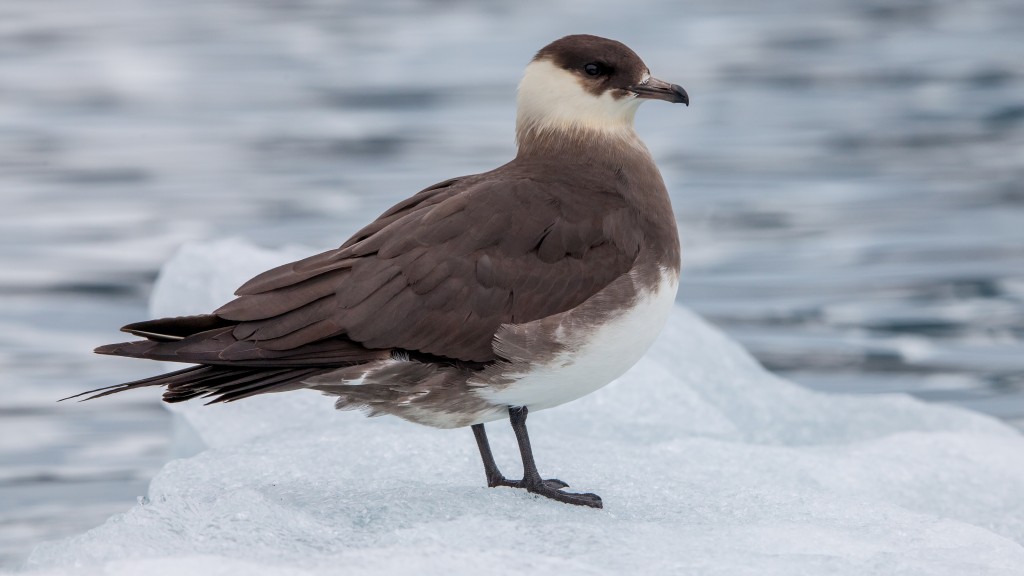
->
left=102, top=172, right=642, bottom=368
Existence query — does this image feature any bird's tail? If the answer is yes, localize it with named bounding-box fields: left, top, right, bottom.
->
left=62, top=365, right=327, bottom=404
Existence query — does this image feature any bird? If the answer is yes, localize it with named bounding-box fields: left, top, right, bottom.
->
left=68, top=34, right=688, bottom=509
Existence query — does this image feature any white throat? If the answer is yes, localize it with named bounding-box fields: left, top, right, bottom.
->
left=516, top=59, right=643, bottom=144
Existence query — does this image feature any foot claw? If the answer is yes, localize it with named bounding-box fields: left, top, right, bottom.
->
left=484, top=476, right=602, bottom=508
left=528, top=484, right=602, bottom=509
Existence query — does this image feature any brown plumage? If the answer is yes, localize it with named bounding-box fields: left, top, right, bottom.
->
left=73, top=34, right=689, bottom=508
left=81, top=123, right=678, bottom=397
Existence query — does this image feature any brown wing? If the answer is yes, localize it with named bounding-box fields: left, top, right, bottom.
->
left=213, top=171, right=642, bottom=363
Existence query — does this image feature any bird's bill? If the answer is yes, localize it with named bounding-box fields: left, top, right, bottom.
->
left=629, top=77, right=689, bottom=106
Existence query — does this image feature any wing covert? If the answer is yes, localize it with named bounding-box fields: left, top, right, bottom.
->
left=215, top=175, right=642, bottom=363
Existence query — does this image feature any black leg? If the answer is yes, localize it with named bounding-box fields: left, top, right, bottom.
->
left=470, top=407, right=602, bottom=509
left=471, top=423, right=505, bottom=487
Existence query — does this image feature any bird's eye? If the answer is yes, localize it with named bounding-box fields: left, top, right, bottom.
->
left=584, top=63, right=603, bottom=76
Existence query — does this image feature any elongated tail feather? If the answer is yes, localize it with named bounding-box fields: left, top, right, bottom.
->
left=64, top=365, right=331, bottom=404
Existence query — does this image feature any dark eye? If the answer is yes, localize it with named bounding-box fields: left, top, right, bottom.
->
left=584, top=63, right=603, bottom=76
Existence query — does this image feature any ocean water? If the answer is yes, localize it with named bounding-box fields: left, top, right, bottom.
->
left=1, top=0, right=1022, bottom=569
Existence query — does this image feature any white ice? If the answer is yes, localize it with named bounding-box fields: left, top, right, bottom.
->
left=20, top=239, right=1024, bottom=575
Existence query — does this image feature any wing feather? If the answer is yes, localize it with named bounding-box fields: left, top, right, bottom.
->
left=103, top=170, right=641, bottom=368
left=214, top=174, right=640, bottom=362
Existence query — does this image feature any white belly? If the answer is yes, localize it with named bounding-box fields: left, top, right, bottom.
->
left=475, top=271, right=679, bottom=412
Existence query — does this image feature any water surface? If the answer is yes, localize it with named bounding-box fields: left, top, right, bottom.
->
left=1, top=0, right=1022, bottom=568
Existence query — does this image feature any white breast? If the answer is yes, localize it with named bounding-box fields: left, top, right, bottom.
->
left=475, top=271, right=679, bottom=413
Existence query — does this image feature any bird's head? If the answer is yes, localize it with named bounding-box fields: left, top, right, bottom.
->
left=516, top=34, right=688, bottom=146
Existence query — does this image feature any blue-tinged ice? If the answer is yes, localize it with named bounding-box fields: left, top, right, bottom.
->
left=22, top=239, right=1024, bottom=576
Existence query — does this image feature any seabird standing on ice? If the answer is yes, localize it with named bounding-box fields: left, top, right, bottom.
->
left=70, top=34, right=689, bottom=509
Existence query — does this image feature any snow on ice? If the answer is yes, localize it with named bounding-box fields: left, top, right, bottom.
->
left=20, top=239, right=1024, bottom=575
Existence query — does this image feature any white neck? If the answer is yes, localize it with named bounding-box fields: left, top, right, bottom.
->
left=515, top=59, right=643, bottom=147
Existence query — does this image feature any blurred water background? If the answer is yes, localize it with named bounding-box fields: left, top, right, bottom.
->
left=1, top=0, right=1022, bottom=569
